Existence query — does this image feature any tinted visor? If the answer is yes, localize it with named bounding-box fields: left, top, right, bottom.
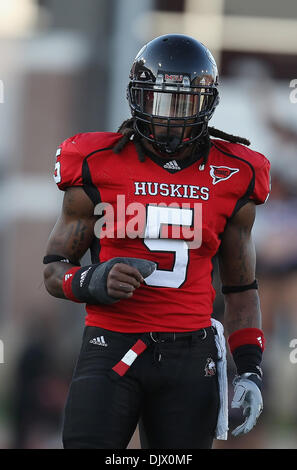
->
left=133, top=87, right=211, bottom=118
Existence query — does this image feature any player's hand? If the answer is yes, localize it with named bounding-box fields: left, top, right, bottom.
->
left=106, top=258, right=156, bottom=300
left=231, top=373, right=263, bottom=437
left=107, top=263, right=144, bottom=299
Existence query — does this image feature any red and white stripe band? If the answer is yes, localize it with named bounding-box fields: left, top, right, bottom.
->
left=112, top=339, right=148, bottom=376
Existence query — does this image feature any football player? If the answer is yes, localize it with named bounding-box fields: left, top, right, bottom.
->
left=43, top=34, right=270, bottom=449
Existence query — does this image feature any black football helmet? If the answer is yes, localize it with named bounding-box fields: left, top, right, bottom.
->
left=127, top=34, right=219, bottom=155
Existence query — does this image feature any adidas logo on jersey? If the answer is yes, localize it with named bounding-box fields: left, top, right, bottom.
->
left=89, top=336, right=108, bottom=347
left=163, top=160, right=181, bottom=170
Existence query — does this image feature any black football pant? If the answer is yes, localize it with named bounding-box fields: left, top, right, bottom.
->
left=62, top=326, right=220, bottom=449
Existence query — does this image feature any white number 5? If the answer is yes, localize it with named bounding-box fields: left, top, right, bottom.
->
left=144, top=205, right=194, bottom=288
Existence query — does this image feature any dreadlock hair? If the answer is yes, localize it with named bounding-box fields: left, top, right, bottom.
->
left=112, top=118, right=251, bottom=165
left=208, top=126, right=250, bottom=147
left=113, top=118, right=146, bottom=162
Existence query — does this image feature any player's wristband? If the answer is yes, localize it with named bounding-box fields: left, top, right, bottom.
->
left=62, top=266, right=89, bottom=303
left=228, top=328, right=265, bottom=353
left=62, top=264, right=106, bottom=304
left=228, top=328, right=265, bottom=376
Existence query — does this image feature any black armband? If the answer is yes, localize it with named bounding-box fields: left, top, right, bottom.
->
left=222, top=279, right=258, bottom=294
left=43, top=254, right=81, bottom=266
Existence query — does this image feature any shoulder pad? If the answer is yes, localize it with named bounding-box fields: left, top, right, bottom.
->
left=212, top=139, right=271, bottom=205
left=53, top=132, right=122, bottom=191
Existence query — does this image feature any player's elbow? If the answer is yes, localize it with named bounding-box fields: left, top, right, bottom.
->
left=43, top=263, right=65, bottom=299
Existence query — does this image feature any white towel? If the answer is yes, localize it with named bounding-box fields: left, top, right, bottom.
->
left=211, top=318, right=229, bottom=440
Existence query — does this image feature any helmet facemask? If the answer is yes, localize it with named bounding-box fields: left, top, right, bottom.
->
left=128, top=74, right=219, bottom=155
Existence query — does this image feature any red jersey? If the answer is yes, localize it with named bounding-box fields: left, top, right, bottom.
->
left=53, top=132, right=270, bottom=332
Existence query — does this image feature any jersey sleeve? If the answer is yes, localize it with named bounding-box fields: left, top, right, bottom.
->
left=249, top=156, right=271, bottom=205
left=53, top=135, right=85, bottom=191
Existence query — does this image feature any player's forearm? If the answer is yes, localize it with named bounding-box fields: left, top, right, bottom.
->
left=223, top=289, right=262, bottom=336
left=44, top=261, right=75, bottom=299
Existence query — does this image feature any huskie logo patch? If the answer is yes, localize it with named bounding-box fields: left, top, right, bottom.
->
left=204, top=357, right=216, bottom=377
left=210, top=165, right=239, bottom=185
